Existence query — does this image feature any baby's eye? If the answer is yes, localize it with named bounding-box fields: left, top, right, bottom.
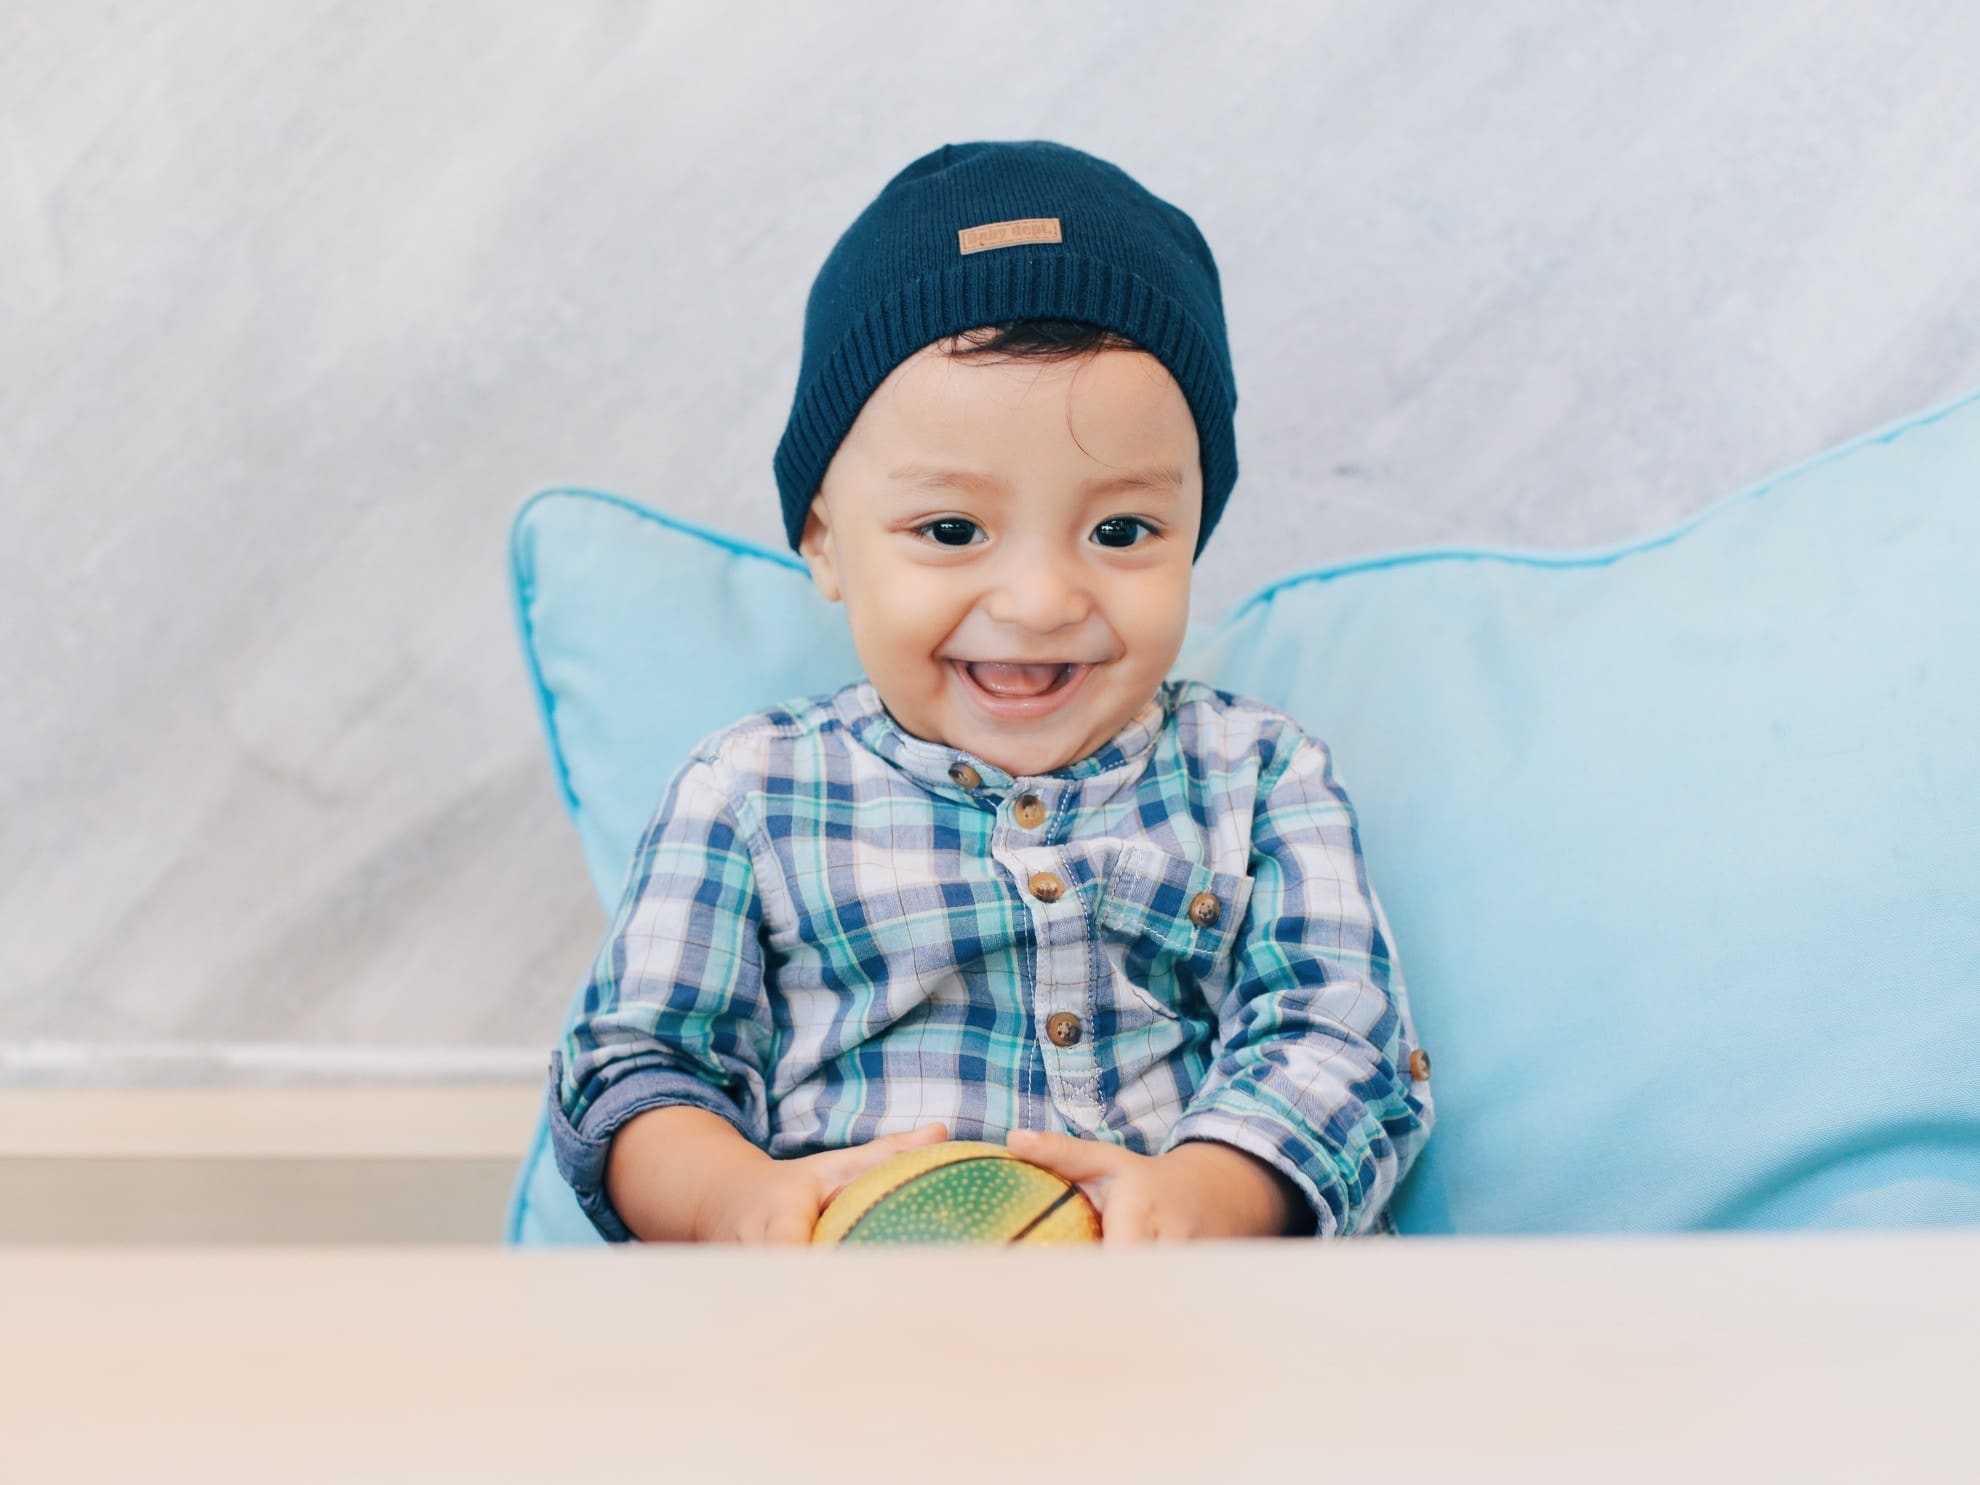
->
left=909, top=516, right=1160, bottom=549
left=1092, top=517, right=1159, bottom=549
left=912, top=518, right=983, bottom=547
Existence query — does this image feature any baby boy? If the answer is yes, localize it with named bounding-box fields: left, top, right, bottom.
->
left=546, top=140, right=1435, bottom=1244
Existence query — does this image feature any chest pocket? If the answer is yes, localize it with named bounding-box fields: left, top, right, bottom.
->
left=1094, top=840, right=1256, bottom=1022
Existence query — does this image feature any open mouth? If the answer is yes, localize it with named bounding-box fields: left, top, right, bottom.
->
left=950, top=659, right=1092, bottom=718
left=971, top=661, right=1077, bottom=693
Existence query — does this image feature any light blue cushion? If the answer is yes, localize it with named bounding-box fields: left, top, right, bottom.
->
left=506, top=384, right=1980, bottom=1244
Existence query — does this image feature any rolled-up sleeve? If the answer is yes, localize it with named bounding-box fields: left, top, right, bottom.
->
left=547, top=755, right=774, bottom=1242
left=1159, top=731, right=1435, bottom=1238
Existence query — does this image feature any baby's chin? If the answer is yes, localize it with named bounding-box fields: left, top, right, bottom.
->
left=874, top=661, right=1154, bottom=777
left=943, top=729, right=1087, bottom=778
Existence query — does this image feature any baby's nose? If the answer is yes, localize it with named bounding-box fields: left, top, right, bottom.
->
left=986, top=553, right=1095, bottom=631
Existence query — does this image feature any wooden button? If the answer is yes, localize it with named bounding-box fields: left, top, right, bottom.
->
left=1013, top=793, right=1047, bottom=829
left=1408, top=1048, right=1432, bottom=1081
left=1187, top=891, right=1221, bottom=928
left=1028, top=871, right=1064, bottom=903
left=948, top=762, right=982, bottom=789
left=1046, top=1011, right=1083, bottom=1047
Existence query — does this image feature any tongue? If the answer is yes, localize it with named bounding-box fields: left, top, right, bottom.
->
left=967, top=661, right=1065, bottom=696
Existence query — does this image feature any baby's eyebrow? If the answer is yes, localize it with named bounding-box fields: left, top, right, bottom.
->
left=886, top=464, right=1184, bottom=498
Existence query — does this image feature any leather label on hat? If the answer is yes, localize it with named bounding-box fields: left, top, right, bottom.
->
left=957, top=217, right=1063, bottom=254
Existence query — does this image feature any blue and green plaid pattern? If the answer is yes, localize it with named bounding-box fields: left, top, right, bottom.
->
left=546, top=676, right=1435, bottom=1241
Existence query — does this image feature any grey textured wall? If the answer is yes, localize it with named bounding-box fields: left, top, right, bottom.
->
left=5, top=2, right=1978, bottom=1083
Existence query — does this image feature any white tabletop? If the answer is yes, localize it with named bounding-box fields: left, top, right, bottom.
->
left=1, top=1227, right=1972, bottom=1482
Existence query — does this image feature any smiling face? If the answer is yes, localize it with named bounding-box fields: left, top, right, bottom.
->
left=797, top=330, right=1201, bottom=778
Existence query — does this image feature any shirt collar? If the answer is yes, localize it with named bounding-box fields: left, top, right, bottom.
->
left=835, top=675, right=1177, bottom=799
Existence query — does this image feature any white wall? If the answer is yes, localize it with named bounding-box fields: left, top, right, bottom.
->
left=5, top=1, right=1978, bottom=1082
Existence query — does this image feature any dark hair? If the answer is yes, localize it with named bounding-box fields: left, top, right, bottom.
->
left=939, top=318, right=1145, bottom=363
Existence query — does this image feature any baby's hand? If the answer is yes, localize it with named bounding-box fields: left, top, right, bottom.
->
left=1005, top=1129, right=1304, bottom=1242
left=704, top=1122, right=951, bottom=1245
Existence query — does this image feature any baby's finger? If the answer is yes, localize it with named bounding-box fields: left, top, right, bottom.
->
left=764, top=1208, right=815, bottom=1246
left=874, top=1122, right=948, bottom=1147
left=845, top=1123, right=948, bottom=1179
left=1100, top=1201, right=1153, bottom=1247
left=1006, top=1128, right=1125, bottom=1183
left=866, top=1123, right=947, bottom=1162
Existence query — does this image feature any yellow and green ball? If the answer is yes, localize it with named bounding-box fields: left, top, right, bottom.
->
left=813, top=1139, right=1101, bottom=1245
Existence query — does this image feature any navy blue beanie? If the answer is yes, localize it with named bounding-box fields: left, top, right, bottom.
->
left=773, top=140, right=1238, bottom=562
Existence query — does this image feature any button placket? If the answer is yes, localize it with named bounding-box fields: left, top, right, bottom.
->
left=1001, top=843, right=1100, bottom=1122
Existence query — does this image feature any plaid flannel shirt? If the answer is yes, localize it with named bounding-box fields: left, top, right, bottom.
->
left=546, top=676, right=1435, bottom=1241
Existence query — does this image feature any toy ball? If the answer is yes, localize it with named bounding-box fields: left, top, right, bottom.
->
left=812, top=1138, right=1101, bottom=1245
